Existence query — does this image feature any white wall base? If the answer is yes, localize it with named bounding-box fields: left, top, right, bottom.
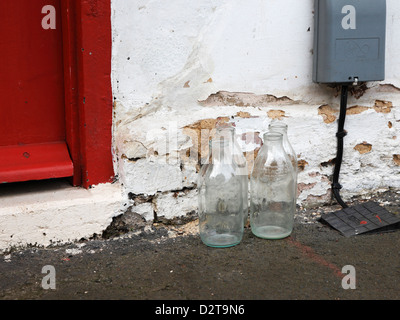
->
left=0, top=180, right=125, bottom=254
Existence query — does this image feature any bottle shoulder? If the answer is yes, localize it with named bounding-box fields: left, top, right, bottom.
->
left=252, top=152, right=295, bottom=177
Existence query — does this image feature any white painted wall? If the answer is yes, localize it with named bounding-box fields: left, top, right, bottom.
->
left=111, top=0, right=400, bottom=221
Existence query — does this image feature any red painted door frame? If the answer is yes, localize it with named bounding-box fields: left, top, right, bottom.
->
left=61, top=0, right=114, bottom=188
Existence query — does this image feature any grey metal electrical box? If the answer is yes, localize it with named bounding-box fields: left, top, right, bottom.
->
left=313, top=0, right=386, bottom=84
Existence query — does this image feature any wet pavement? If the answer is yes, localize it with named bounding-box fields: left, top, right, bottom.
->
left=1, top=190, right=400, bottom=302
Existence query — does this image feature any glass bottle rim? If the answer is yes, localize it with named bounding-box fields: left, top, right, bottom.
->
left=263, top=132, right=283, bottom=141
left=268, top=121, right=288, bottom=130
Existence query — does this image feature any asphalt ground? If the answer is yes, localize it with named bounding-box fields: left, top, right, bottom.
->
left=1, top=190, right=400, bottom=307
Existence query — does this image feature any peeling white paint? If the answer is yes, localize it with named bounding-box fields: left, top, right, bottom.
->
left=155, top=189, right=198, bottom=220
left=111, top=0, right=400, bottom=220
left=131, top=202, right=154, bottom=222
left=120, top=157, right=183, bottom=195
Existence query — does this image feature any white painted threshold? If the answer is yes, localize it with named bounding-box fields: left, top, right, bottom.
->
left=0, top=179, right=124, bottom=253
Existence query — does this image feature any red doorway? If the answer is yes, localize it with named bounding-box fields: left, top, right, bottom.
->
left=0, top=0, right=114, bottom=188
left=0, top=0, right=73, bottom=183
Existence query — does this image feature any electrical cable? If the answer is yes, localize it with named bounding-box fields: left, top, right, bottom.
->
left=332, top=84, right=349, bottom=208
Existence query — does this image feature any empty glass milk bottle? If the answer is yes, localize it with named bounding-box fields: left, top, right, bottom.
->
left=250, top=132, right=296, bottom=239
left=268, top=121, right=298, bottom=199
left=214, top=126, right=249, bottom=226
left=198, top=137, right=245, bottom=247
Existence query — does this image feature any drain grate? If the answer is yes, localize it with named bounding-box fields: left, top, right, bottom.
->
left=320, top=202, right=400, bottom=237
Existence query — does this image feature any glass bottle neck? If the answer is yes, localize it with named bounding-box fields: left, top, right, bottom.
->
left=263, top=132, right=284, bottom=153
left=210, top=139, right=233, bottom=165
left=268, top=123, right=288, bottom=137
left=215, top=127, right=235, bottom=144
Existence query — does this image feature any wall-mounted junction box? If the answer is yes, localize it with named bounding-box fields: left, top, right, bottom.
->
left=313, top=0, right=386, bottom=84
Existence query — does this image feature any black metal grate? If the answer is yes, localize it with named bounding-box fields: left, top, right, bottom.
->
left=320, top=202, right=400, bottom=237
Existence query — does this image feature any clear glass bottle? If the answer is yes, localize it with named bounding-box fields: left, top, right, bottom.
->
left=250, top=132, right=295, bottom=239
left=214, top=126, right=249, bottom=226
left=198, top=138, right=244, bottom=247
left=268, top=121, right=298, bottom=199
